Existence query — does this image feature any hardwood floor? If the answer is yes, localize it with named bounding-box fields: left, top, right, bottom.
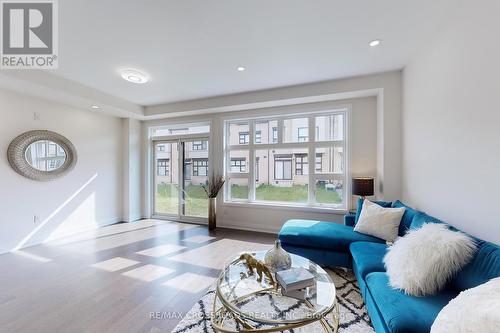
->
left=0, top=220, right=276, bottom=333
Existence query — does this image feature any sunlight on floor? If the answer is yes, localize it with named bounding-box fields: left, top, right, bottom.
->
left=136, top=244, right=186, bottom=257
left=162, top=272, right=215, bottom=293
left=64, top=223, right=197, bottom=254
left=13, top=250, right=52, bottom=263
left=170, top=238, right=270, bottom=269
left=122, top=264, right=174, bottom=282
left=91, top=257, right=140, bottom=272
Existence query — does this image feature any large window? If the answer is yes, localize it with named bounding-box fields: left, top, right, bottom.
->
left=225, top=110, right=347, bottom=208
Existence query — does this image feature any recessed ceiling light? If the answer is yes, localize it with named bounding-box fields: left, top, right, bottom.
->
left=120, top=69, right=149, bottom=84
left=91, top=105, right=100, bottom=109
left=237, top=66, right=246, bottom=72
left=369, top=39, right=382, bottom=47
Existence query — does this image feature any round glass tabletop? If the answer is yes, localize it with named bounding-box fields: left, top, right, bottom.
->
left=216, top=251, right=336, bottom=325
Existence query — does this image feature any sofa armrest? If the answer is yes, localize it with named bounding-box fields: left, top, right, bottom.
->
left=344, top=213, right=356, bottom=227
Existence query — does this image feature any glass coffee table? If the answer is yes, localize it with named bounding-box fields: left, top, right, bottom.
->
left=212, top=251, right=339, bottom=332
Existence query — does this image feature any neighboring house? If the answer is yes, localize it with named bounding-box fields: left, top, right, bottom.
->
left=229, top=118, right=343, bottom=188
left=156, top=140, right=209, bottom=186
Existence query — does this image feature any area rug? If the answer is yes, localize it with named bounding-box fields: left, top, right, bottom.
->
left=171, top=268, right=374, bottom=333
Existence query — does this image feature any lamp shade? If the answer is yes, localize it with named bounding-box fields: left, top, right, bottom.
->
left=352, top=177, right=374, bottom=197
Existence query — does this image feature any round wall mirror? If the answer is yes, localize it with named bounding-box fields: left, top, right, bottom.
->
left=25, top=140, right=67, bottom=171
left=7, top=130, right=77, bottom=181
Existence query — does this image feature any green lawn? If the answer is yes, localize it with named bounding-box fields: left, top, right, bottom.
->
left=156, top=182, right=342, bottom=217
left=231, top=184, right=342, bottom=204
left=156, top=183, right=208, bottom=217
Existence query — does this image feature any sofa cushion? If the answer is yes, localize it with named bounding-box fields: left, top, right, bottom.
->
left=365, top=272, right=459, bottom=333
left=410, top=211, right=444, bottom=230
left=451, top=240, right=500, bottom=291
left=279, top=219, right=385, bottom=253
left=350, top=242, right=388, bottom=280
left=391, top=200, right=418, bottom=236
left=355, top=197, right=392, bottom=224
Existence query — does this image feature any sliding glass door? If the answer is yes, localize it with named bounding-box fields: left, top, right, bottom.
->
left=153, top=138, right=209, bottom=221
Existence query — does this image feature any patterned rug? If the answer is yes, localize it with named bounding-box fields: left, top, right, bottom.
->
left=171, top=268, right=374, bottom=333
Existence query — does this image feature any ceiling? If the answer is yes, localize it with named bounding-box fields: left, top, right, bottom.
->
left=49, top=0, right=457, bottom=106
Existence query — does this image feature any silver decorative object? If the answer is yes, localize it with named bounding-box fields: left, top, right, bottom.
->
left=7, top=130, right=77, bottom=181
left=264, top=240, right=292, bottom=272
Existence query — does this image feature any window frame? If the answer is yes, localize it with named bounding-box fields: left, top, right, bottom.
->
left=224, top=108, right=349, bottom=210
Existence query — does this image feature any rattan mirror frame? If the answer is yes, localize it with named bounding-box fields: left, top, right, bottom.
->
left=7, top=130, right=77, bottom=181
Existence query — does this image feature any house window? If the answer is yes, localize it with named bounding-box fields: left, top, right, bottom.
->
left=157, top=159, right=169, bottom=176
left=255, top=131, right=262, bottom=144
left=272, top=127, right=278, bottom=143
left=298, top=127, right=308, bottom=142
left=230, top=158, right=246, bottom=172
left=192, top=140, right=207, bottom=151
left=274, top=155, right=292, bottom=180
left=239, top=132, right=249, bottom=144
left=225, top=109, right=347, bottom=209
left=193, top=159, right=208, bottom=176
left=315, top=153, right=323, bottom=172
left=295, top=154, right=308, bottom=175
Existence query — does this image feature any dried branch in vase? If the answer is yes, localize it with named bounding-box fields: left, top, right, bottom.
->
left=202, top=174, right=225, bottom=198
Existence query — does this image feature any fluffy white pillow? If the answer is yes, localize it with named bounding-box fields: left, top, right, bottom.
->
left=384, top=223, right=477, bottom=296
left=431, top=278, right=500, bottom=333
left=353, top=199, right=405, bottom=242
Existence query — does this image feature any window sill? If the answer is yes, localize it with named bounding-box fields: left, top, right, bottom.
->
left=222, top=200, right=348, bottom=214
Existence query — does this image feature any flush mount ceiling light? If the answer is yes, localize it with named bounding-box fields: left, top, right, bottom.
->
left=237, top=66, right=246, bottom=72
left=91, top=105, right=100, bottom=109
left=120, top=69, right=149, bottom=84
left=369, top=39, right=382, bottom=47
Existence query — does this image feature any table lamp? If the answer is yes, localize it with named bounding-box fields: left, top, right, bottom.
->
left=352, top=177, right=374, bottom=199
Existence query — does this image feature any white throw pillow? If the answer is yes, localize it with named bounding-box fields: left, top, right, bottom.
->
left=353, top=199, right=405, bottom=242
left=384, top=223, right=477, bottom=296
left=431, top=277, right=500, bottom=333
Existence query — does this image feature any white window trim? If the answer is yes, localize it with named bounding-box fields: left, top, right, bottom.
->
left=223, top=108, right=350, bottom=211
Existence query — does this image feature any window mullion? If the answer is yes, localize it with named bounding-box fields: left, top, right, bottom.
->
left=308, top=115, right=315, bottom=204
left=249, top=121, right=256, bottom=201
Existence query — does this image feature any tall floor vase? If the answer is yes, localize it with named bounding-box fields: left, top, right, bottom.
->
left=208, top=197, right=217, bottom=230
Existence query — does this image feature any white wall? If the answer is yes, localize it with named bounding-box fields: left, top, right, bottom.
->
left=122, top=118, right=143, bottom=222
left=143, top=95, right=381, bottom=233
left=0, top=89, right=123, bottom=253
left=402, top=1, right=500, bottom=243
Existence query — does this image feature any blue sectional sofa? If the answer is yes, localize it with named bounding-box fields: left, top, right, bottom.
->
left=278, top=199, right=500, bottom=333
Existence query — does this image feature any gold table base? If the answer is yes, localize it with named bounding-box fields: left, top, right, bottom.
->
left=211, top=288, right=339, bottom=333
